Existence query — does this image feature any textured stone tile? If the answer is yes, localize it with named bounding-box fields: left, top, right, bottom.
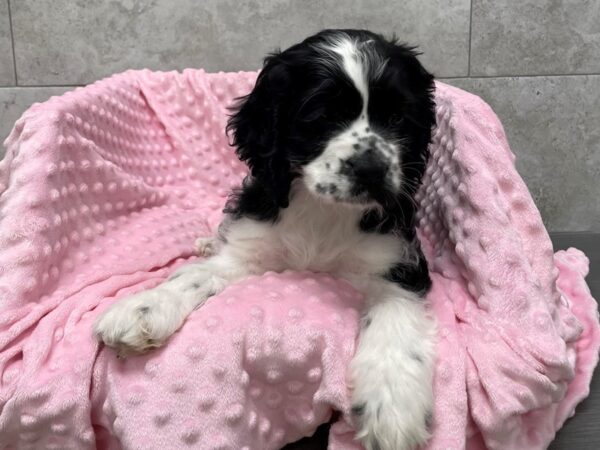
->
left=0, top=0, right=15, bottom=85
left=471, top=0, right=600, bottom=76
left=11, top=0, right=470, bottom=85
left=444, top=75, right=600, bottom=232
left=0, top=87, right=71, bottom=151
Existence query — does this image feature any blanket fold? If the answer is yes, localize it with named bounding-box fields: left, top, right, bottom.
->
left=0, top=70, right=597, bottom=450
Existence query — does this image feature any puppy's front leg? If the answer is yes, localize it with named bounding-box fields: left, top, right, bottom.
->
left=349, top=281, right=436, bottom=450
left=94, top=246, right=251, bottom=357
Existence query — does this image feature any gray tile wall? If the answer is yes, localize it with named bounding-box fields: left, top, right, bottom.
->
left=0, top=0, right=14, bottom=84
left=1, top=0, right=598, bottom=231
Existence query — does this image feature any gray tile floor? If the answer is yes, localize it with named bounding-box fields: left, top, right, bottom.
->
left=549, top=233, right=600, bottom=450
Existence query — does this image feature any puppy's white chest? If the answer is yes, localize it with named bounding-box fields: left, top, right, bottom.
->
left=226, top=186, right=404, bottom=276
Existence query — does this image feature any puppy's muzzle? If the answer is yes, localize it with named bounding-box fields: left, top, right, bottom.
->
left=347, top=147, right=390, bottom=183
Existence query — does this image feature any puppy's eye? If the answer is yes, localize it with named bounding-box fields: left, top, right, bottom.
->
left=389, top=113, right=404, bottom=125
left=302, top=108, right=326, bottom=122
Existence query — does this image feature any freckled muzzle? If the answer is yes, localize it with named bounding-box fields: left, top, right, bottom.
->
left=340, top=132, right=399, bottom=199
left=305, top=126, right=403, bottom=206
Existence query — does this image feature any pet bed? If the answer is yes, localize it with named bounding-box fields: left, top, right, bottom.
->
left=0, top=69, right=598, bottom=450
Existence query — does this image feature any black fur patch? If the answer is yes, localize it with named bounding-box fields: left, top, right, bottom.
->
left=425, top=410, right=434, bottom=430
left=410, top=352, right=424, bottom=363
left=363, top=316, right=372, bottom=328
left=359, top=208, right=397, bottom=234
left=384, top=249, right=432, bottom=295
left=224, top=176, right=285, bottom=222
left=185, top=282, right=202, bottom=292
left=351, top=404, right=365, bottom=417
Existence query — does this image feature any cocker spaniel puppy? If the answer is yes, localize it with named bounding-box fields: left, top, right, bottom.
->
left=95, top=29, right=437, bottom=450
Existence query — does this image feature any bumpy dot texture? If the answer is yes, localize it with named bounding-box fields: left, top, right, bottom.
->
left=0, top=72, right=597, bottom=450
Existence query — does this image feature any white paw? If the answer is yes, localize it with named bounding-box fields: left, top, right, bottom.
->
left=350, top=383, right=432, bottom=450
left=195, top=237, right=217, bottom=257
left=349, top=298, right=435, bottom=450
left=94, top=288, right=185, bottom=357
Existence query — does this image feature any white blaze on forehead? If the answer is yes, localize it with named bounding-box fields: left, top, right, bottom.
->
left=303, top=35, right=403, bottom=201
left=324, top=37, right=369, bottom=115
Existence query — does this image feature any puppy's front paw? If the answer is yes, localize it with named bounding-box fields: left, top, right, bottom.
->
left=94, top=288, right=183, bottom=357
left=349, top=310, right=435, bottom=450
left=195, top=237, right=217, bottom=257
left=351, top=386, right=432, bottom=450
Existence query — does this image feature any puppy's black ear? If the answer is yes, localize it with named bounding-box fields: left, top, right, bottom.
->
left=388, top=44, right=436, bottom=160
left=385, top=42, right=436, bottom=238
left=227, top=54, right=293, bottom=208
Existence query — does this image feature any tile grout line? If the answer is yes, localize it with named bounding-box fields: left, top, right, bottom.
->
left=6, top=0, right=18, bottom=85
left=0, top=84, right=84, bottom=89
left=1, top=73, right=598, bottom=90
left=441, top=72, right=600, bottom=80
left=468, top=0, right=473, bottom=77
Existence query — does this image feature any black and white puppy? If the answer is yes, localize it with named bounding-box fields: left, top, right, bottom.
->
left=95, top=29, right=436, bottom=450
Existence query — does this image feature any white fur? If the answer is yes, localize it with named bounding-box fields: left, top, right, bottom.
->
left=327, top=37, right=370, bottom=112
left=349, top=282, right=435, bottom=450
left=94, top=253, right=244, bottom=357
left=194, top=236, right=218, bottom=257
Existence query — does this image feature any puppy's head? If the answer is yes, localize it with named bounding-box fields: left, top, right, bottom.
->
left=228, top=29, right=435, bottom=218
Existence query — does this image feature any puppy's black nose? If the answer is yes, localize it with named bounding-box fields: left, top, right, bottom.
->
left=347, top=148, right=389, bottom=182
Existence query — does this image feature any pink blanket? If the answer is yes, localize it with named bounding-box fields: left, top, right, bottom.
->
left=0, top=69, right=598, bottom=450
